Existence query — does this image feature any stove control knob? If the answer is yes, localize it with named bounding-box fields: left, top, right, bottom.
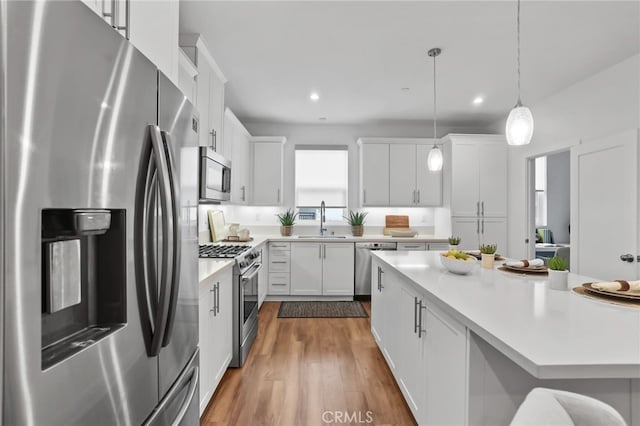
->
left=239, top=261, right=247, bottom=268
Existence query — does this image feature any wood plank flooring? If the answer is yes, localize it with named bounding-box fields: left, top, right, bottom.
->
left=200, top=301, right=416, bottom=426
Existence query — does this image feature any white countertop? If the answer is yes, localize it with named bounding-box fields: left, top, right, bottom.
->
left=251, top=234, right=449, bottom=243
left=372, top=251, right=640, bottom=379
left=198, top=259, right=234, bottom=284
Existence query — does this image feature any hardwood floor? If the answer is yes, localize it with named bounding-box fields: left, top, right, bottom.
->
left=200, top=301, right=416, bottom=426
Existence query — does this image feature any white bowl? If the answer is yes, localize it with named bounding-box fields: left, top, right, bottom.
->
left=440, top=254, right=477, bottom=275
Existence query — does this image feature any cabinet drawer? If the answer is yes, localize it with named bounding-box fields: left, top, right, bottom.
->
left=427, top=243, right=449, bottom=251
left=269, top=253, right=290, bottom=272
left=397, top=242, right=427, bottom=251
left=269, top=242, right=291, bottom=251
left=269, top=273, right=290, bottom=295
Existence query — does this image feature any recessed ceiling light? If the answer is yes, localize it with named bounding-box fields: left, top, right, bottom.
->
left=473, top=96, right=484, bottom=105
left=310, top=92, right=320, bottom=101
left=319, top=117, right=327, bottom=121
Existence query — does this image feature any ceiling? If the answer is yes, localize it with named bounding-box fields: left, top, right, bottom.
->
left=180, top=1, right=639, bottom=126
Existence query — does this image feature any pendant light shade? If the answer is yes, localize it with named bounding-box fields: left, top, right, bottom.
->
left=427, top=47, right=443, bottom=171
left=506, top=103, right=534, bottom=146
left=506, top=0, right=533, bottom=146
left=427, top=146, right=443, bottom=171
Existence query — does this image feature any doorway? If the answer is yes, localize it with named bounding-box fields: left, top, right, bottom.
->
left=526, top=150, right=571, bottom=266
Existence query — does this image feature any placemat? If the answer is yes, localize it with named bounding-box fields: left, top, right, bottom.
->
left=572, top=286, right=640, bottom=308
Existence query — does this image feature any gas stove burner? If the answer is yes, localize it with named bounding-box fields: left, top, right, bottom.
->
left=199, top=244, right=251, bottom=259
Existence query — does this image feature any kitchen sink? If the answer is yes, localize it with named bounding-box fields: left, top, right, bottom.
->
left=297, top=235, right=347, bottom=239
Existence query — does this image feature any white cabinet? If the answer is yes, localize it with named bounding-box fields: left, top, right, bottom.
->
left=445, top=134, right=508, bottom=254
left=198, top=266, right=233, bottom=414
left=290, top=242, right=355, bottom=296
left=250, top=138, right=285, bottom=206
left=448, top=135, right=507, bottom=218
left=225, top=108, right=250, bottom=204
left=179, top=34, right=227, bottom=153
left=268, top=243, right=291, bottom=295
left=81, top=0, right=179, bottom=83
left=257, top=245, right=268, bottom=308
left=177, top=50, right=197, bottom=104
left=372, top=260, right=468, bottom=425
left=360, top=143, right=390, bottom=206
left=452, top=217, right=507, bottom=252
left=359, top=139, right=442, bottom=207
left=397, top=242, right=427, bottom=251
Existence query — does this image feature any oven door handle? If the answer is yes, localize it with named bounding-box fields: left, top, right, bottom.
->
left=241, top=263, right=262, bottom=282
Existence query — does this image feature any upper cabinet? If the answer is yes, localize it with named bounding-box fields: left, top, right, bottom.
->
left=177, top=50, right=198, bottom=105
left=224, top=108, right=251, bottom=204
left=445, top=134, right=507, bottom=218
left=81, top=0, right=180, bottom=83
left=359, top=138, right=442, bottom=207
left=250, top=137, right=286, bottom=206
left=179, top=34, right=227, bottom=153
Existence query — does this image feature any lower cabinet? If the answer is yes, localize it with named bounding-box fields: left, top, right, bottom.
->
left=198, top=266, right=233, bottom=415
left=257, top=244, right=268, bottom=308
left=372, top=258, right=468, bottom=425
left=290, top=242, right=354, bottom=296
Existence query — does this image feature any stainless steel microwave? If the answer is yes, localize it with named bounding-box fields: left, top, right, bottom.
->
left=199, top=147, right=231, bottom=202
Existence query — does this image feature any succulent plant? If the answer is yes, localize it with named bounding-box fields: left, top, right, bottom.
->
left=548, top=256, right=569, bottom=271
left=448, top=236, right=461, bottom=245
left=479, top=244, right=498, bottom=255
left=344, top=210, right=368, bottom=226
left=276, top=209, right=298, bottom=226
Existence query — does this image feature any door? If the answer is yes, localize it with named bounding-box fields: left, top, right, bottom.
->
left=389, top=144, right=416, bottom=206
left=571, top=130, right=639, bottom=280
left=157, top=73, right=199, bottom=399
left=452, top=218, right=481, bottom=251
left=290, top=243, right=323, bottom=295
left=478, top=143, right=507, bottom=217
left=416, top=144, right=443, bottom=206
left=212, top=268, right=233, bottom=392
left=362, top=144, right=389, bottom=206
left=4, top=3, right=157, bottom=424
left=451, top=143, right=480, bottom=217
left=252, top=142, right=282, bottom=205
left=322, top=243, right=355, bottom=296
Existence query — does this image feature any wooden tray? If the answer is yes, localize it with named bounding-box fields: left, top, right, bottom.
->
left=385, top=215, right=409, bottom=229
left=573, top=285, right=640, bottom=308
left=498, top=265, right=548, bottom=274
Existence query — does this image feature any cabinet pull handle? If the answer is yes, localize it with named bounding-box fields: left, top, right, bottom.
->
left=271, top=261, right=287, bottom=264
left=418, top=300, right=427, bottom=338
left=241, top=185, right=246, bottom=202
left=209, top=286, right=216, bottom=314
left=272, top=283, right=287, bottom=286
left=319, top=245, right=322, bottom=259
left=277, top=189, right=280, bottom=203
left=414, top=297, right=419, bottom=333
left=216, top=282, right=220, bottom=314
left=363, top=190, right=367, bottom=204
left=323, top=244, right=326, bottom=259
left=476, top=201, right=480, bottom=216
left=482, top=219, right=485, bottom=234
left=477, top=218, right=480, bottom=234
left=481, top=201, right=484, bottom=216
left=417, top=190, right=420, bottom=204
left=412, top=190, right=416, bottom=204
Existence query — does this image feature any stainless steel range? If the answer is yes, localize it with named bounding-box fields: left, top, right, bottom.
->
left=199, top=244, right=262, bottom=367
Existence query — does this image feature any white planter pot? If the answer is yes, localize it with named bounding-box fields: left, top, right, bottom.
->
left=481, top=253, right=495, bottom=269
left=548, top=269, right=569, bottom=291
left=449, top=244, right=460, bottom=251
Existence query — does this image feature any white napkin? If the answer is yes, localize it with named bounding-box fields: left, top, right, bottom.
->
left=591, top=280, right=640, bottom=292
left=505, top=259, right=544, bottom=268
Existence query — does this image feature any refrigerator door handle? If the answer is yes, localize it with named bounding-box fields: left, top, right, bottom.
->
left=148, top=125, right=175, bottom=356
left=160, top=130, right=182, bottom=348
left=172, top=366, right=199, bottom=425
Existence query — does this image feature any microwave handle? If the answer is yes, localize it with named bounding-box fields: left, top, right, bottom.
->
left=223, top=167, right=232, bottom=192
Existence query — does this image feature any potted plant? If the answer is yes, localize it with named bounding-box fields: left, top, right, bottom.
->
left=479, top=244, right=497, bottom=269
left=345, top=210, right=368, bottom=237
left=548, top=256, right=569, bottom=291
left=276, top=209, right=298, bottom=237
left=448, top=236, right=461, bottom=250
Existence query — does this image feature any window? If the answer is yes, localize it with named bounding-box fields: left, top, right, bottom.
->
left=295, top=147, right=348, bottom=221
left=535, top=156, right=547, bottom=227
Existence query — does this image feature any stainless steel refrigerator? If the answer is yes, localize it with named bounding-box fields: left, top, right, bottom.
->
left=1, top=2, right=200, bottom=425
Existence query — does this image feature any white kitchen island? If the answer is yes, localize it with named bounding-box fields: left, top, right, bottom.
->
left=371, top=251, right=640, bottom=426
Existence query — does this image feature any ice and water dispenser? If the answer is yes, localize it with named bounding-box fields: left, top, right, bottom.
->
left=41, top=209, right=126, bottom=369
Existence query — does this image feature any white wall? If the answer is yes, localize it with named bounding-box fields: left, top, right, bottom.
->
left=494, top=54, right=640, bottom=258
left=546, top=151, right=570, bottom=244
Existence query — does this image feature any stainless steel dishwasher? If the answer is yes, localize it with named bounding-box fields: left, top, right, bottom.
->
left=355, top=242, right=397, bottom=298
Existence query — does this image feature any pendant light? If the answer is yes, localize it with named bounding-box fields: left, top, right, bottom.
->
left=505, top=0, right=534, bottom=146
left=427, top=47, right=443, bottom=171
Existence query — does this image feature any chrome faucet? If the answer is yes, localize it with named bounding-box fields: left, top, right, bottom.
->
left=320, top=200, right=327, bottom=236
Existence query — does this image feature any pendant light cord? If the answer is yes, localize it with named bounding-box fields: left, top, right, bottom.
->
left=517, top=0, right=522, bottom=105
left=433, top=52, right=437, bottom=141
